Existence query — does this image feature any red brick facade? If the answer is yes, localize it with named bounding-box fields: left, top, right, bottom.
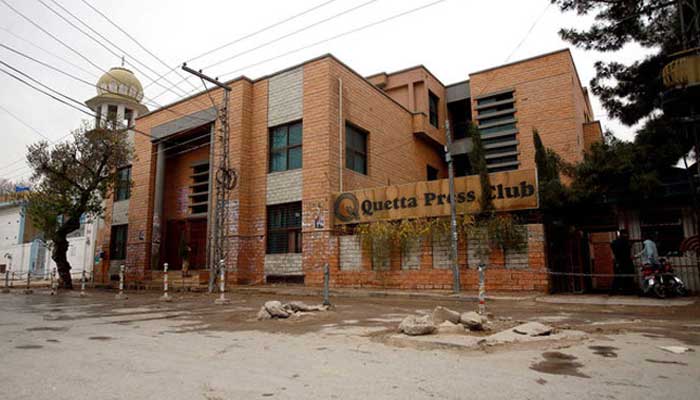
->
left=95, top=49, right=600, bottom=292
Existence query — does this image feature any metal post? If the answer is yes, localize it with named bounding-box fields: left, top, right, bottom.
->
left=323, top=263, right=331, bottom=307
left=23, top=271, right=33, bottom=294
left=444, top=120, right=461, bottom=293
left=50, top=268, right=57, bottom=296
left=1, top=270, right=9, bottom=293
left=214, top=259, right=230, bottom=304
left=10, top=271, right=14, bottom=287
left=477, top=263, right=486, bottom=315
left=160, top=263, right=172, bottom=302
left=80, top=270, right=87, bottom=297
left=115, top=264, right=127, bottom=300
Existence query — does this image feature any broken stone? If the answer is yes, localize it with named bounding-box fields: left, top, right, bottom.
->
left=264, top=301, right=290, bottom=318
left=398, top=314, right=436, bottom=336
left=460, top=311, right=485, bottom=331
left=512, top=322, right=554, bottom=336
left=658, top=346, right=693, bottom=354
left=256, top=306, right=272, bottom=320
left=432, top=306, right=461, bottom=324
left=284, top=301, right=325, bottom=312
left=437, top=321, right=465, bottom=334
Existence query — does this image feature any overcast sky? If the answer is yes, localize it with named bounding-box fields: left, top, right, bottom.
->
left=0, top=0, right=652, bottom=183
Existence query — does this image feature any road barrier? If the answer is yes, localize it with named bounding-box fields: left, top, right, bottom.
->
left=115, top=265, right=127, bottom=300
left=214, top=259, right=230, bottom=305
left=160, top=263, right=172, bottom=302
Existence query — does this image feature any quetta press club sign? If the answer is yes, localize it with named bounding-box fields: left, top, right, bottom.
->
left=333, top=169, right=539, bottom=225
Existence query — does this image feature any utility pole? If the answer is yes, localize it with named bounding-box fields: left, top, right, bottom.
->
left=182, top=64, right=237, bottom=293
left=444, top=120, right=460, bottom=293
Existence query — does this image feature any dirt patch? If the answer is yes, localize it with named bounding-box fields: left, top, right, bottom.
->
left=88, top=336, right=113, bottom=341
left=15, top=345, right=43, bottom=349
left=26, top=326, right=68, bottom=332
left=589, top=345, right=618, bottom=358
left=645, top=359, right=688, bottom=366
left=46, top=339, right=60, bottom=343
left=530, top=351, right=590, bottom=378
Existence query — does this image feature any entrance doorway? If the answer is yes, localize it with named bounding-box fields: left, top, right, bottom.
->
left=162, top=218, right=207, bottom=270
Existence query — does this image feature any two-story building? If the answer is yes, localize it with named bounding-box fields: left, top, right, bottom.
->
left=95, top=49, right=602, bottom=292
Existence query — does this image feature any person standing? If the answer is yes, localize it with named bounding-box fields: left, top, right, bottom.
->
left=610, top=229, right=634, bottom=294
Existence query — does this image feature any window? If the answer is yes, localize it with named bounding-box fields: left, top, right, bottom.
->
left=107, top=105, right=118, bottom=129
left=266, top=202, right=302, bottom=254
left=427, top=165, right=439, bottom=181
left=189, top=162, right=209, bottom=216
left=269, top=121, right=302, bottom=172
left=429, top=91, right=439, bottom=128
left=123, top=108, right=133, bottom=128
left=475, top=90, right=518, bottom=172
left=95, top=106, right=102, bottom=127
left=346, top=123, right=367, bottom=174
left=110, top=225, right=128, bottom=260
left=114, top=166, right=131, bottom=201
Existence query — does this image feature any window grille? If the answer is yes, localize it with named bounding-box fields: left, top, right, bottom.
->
left=266, top=202, right=302, bottom=254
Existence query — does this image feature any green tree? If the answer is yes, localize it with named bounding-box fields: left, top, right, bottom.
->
left=467, top=123, right=494, bottom=214
left=533, top=129, right=569, bottom=209
left=25, top=123, right=132, bottom=288
left=552, top=0, right=691, bottom=126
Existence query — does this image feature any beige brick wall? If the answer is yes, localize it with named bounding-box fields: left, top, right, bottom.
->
left=111, top=200, right=129, bottom=225
left=264, top=253, right=302, bottom=276
left=268, top=67, right=303, bottom=127
left=266, top=169, right=302, bottom=205
left=339, top=235, right=362, bottom=271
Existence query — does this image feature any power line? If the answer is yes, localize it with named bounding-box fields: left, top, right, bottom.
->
left=0, top=25, right=98, bottom=79
left=78, top=0, right=199, bottom=93
left=0, top=103, right=51, bottom=141
left=37, top=0, right=190, bottom=98
left=148, top=0, right=348, bottom=101
left=0, top=0, right=210, bottom=121
left=212, top=0, right=447, bottom=81
left=200, top=0, right=378, bottom=71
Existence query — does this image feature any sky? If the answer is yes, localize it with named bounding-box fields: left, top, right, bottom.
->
left=0, top=0, right=653, bottom=183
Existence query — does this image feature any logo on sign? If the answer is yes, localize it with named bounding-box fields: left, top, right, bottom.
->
left=333, top=193, right=360, bottom=223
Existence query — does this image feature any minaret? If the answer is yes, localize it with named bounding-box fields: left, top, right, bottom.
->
left=85, top=66, right=148, bottom=129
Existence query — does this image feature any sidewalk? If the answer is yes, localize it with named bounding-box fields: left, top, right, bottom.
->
left=231, top=285, right=696, bottom=307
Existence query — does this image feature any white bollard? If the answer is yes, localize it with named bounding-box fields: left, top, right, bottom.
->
left=79, top=269, right=87, bottom=297
left=1, top=270, right=9, bottom=293
left=214, top=259, right=230, bottom=305
left=160, top=263, right=172, bottom=302
left=50, top=268, right=57, bottom=296
left=23, top=272, right=33, bottom=294
left=115, top=264, right=127, bottom=300
left=477, top=263, right=486, bottom=315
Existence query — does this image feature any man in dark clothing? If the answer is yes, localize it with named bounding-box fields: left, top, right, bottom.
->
left=610, top=229, right=635, bottom=294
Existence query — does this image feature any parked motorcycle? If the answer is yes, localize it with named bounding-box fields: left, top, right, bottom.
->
left=639, top=258, right=688, bottom=298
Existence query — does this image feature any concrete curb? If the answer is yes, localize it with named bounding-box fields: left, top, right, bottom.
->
left=535, top=295, right=697, bottom=307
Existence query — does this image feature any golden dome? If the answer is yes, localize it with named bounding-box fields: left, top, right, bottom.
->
left=96, top=67, right=144, bottom=102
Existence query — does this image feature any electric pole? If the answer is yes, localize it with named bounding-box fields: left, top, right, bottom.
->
left=444, top=120, right=460, bottom=293
left=182, top=64, right=237, bottom=293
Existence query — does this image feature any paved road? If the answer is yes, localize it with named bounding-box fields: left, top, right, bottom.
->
left=1, top=290, right=698, bottom=400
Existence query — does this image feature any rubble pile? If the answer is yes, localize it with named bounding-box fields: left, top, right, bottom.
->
left=256, top=300, right=330, bottom=320
left=397, top=306, right=491, bottom=336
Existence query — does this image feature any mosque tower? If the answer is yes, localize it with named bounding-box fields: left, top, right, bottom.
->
left=85, top=65, right=148, bottom=129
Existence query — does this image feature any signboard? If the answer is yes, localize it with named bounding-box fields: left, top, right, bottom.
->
left=332, top=169, right=538, bottom=225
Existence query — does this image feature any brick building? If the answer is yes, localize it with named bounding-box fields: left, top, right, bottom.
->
left=95, top=49, right=602, bottom=292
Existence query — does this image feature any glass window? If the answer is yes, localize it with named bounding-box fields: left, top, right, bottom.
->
left=266, top=202, right=302, bottom=254
left=427, top=165, right=439, bottom=181
left=114, top=166, right=131, bottom=201
left=429, top=91, right=439, bottom=128
left=346, top=123, right=367, bottom=175
left=110, top=225, right=128, bottom=260
left=269, top=121, right=302, bottom=172
left=107, top=105, right=118, bottom=129
left=123, top=108, right=133, bottom=128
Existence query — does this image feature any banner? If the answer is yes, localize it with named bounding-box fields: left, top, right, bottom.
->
left=332, top=169, right=538, bottom=225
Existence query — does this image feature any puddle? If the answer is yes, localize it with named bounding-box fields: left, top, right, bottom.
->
left=645, top=359, right=688, bottom=366
left=26, top=326, right=68, bottom=332
left=530, top=352, right=590, bottom=378
left=589, top=345, right=618, bottom=358
left=88, top=336, right=113, bottom=341
left=15, top=345, right=43, bottom=349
